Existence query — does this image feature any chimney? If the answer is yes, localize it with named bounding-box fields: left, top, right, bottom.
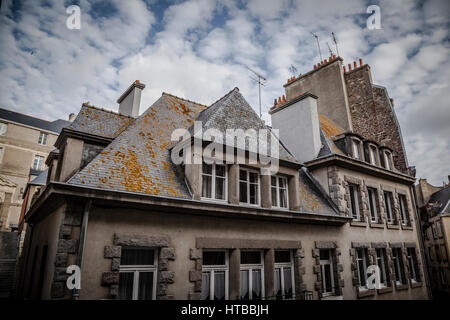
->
left=117, top=80, right=146, bottom=117
left=68, top=113, right=76, bottom=122
left=269, top=93, right=321, bottom=163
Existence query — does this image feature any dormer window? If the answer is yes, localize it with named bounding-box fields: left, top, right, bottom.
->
left=202, top=163, right=227, bottom=201
left=351, top=139, right=361, bottom=160
left=271, top=176, right=288, bottom=209
left=239, top=169, right=260, bottom=206
left=383, top=151, right=393, bottom=170
left=369, top=145, right=377, bottom=165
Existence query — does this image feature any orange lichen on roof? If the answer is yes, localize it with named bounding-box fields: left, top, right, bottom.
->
left=299, top=181, right=323, bottom=213
left=318, top=113, right=344, bottom=138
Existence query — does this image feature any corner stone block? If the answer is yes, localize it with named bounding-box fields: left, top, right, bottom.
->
left=102, top=272, right=119, bottom=286
left=54, top=267, right=70, bottom=282
left=189, top=270, right=202, bottom=282
left=55, top=253, right=68, bottom=267
left=59, top=225, right=72, bottom=239
left=109, top=285, right=119, bottom=297
left=111, top=258, right=120, bottom=271
left=159, top=271, right=175, bottom=284
left=190, top=248, right=202, bottom=260
left=160, top=247, right=176, bottom=260
left=188, top=292, right=202, bottom=300
left=51, top=282, right=64, bottom=298
left=57, top=239, right=78, bottom=254
left=104, top=246, right=121, bottom=258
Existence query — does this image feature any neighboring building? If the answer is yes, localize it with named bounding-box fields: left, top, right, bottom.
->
left=0, top=108, right=71, bottom=232
left=416, top=178, right=450, bottom=299
left=18, top=57, right=428, bottom=301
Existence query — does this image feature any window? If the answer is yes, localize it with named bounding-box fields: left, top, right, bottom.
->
left=369, top=146, right=377, bottom=165
left=118, top=248, right=157, bottom=300
left=435, top=245, right=441, bottom=262
left=407, top=248, right=420, bottom=282
left=392, top=248, right=406, bottom=285
left=349, top=184, right=361, bottom=220
left=0, top=146, right=4, bottom=163
left=240, top=251, right=264, bottom=300
left=368, top=188, right=379, bottom=223
left=398, top=194, right=409, bottom=225
left=384, top=191, right=395, bottom=224
left=356, top=248, right=369, bottom=289
left=38, top=132, right=48, bottom=145
left=352, top=139, right=361, bottom=160
left=0, top=123, right=7, bottom=136
left=201, top=250, right=229, bottom=300
left=202, top=163, right=227, bottom=201
left=375, top=248, right=389, bottom=287
left=239, top=169, right=260, bottom=206
left=271, top=176, right=288, bottom=209
left=384, top=151, right=392, bottom=170
left=32, top=155, right=44, bottom=171
left=274, top=250, right=295, bottom=300
left=320, top=249, right=336, bottom=296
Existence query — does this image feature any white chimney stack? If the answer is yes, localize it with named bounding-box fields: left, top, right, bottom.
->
left=270, top=93, right=321, bottom=164
left=117, top=80, right=146, bottom=117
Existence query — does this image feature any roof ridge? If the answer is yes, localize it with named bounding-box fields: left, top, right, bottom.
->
left=162, top=92, right=208, bottom=108
left=0, top=107, right=54, bottom=124
left=207, top=87, right=239, bottom=108
left=81, top=103, right=134, bottom=119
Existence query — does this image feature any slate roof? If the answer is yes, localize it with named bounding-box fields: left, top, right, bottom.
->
left=428, top=186, right=450, bottom=214
left=29, top=168, right=48, bottom=186
left=190, top=88, right=298, bottom=163
left=67, top=104, right=134, bottom=139
left=0, top=107, right=70, bottom=133
left=317, top=113, right=345, bottom=157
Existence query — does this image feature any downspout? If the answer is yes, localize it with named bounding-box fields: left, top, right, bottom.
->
left=72, top=199, right=92, bottom=300
left=411, top=185, right=433, bottom=300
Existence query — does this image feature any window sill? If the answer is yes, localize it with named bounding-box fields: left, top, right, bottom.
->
left=377, top=286, right=393, bottom=294
left=369, top=222, right=385, bottom=229
left=395, top=283, right=409, bottom=291
left=401, top=224, right=413, bottom=230
left=410, top=281, right=423, bottom=289
left=357, top=288, right=375, bottom=298
left=350, top=221, right=367, bottom=228
left=321, top=295, right=343, bottom=300
left=201, top=198, right=228, bottom=204
left=386, top=224, right=400, bottom=230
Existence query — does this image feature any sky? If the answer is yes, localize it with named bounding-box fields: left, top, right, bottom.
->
left=0, top=0, right=449, bottom=185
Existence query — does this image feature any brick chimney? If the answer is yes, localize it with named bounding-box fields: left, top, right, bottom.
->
left=269, top=93, right=321, bottom=163
left=117, top=80, right=146, bottom=117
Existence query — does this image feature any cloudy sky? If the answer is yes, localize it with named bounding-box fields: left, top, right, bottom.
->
left=0, top=0, right=449, bottom=185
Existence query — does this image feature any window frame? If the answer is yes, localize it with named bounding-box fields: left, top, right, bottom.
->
left=351, top=138, right=361, bottom=160
left=375, top=248, right=388, bottom=288
left=398, top=194, right=409, bottom=225
left=201, top=163, right=228, bottom=202
left=384, top=151, right=392, bottom=170
left=0, top=122, right=7, bottom=136
left=406, top=248, right=419, bottom=283
left=240, top=250, right=265, bottom=300
left=271, top=175, right=289, bottom=209
left=392, top=248, right=406, bottom=286
left=32, top=155, right=45, bottom=171
left=201, top=249, right=229, bottom=300
left=239, top=168, right=261, bottom=207
left=38, top=132, right=48, bottom=145
left=319, top=249, right=336, bottom=297
left=356, top=248, right=369, bottom=290
left=383, top=191, right=395, bottom=224
left=118, top=248, right=158, bottom=300
left=368, top=145, right=377, bottom=165
left=367, top=188, right=379, bottom=223
left=349, top=183, right=361, bottom=221
left=274, top=250, right=295, bottom=300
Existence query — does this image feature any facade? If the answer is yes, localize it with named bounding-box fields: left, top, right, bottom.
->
left=17, top=57, right=429, bottom=300
left=416, top=178, right=450, bottom=299
left=0, top=108, right=70, bottom=232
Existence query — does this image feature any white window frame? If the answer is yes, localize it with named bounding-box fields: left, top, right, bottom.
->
left=201, top=163, right=228, bottom=202
left=32, top=155, right=44, bottom=171
left=375, top=248, right=388, bottom=287
left=369, top=145, right=377, bottom=165
left=239, top=168, right=260, bottom=206
left=319, top=249, right=336, bottom=297
left=201, top=249, right=229, bottom=300
left=240, top=250, right=265, bottom=300
left=384, top=151, right=392, bottom=170
left=399, top=194, right=408, bottom=225
left=368, top=188, right=378, bottom=223
left=119, top=248, right=158, bottom=300
left=349, top=184, right=360, bottom=221
left=352, top=139, right=361, bottom=160
left=38, top=132, right=48, bottom=145
left=356, top=248, right=368, bottom=290
left=406, top=248, right=418, bottom=283
left=384, top=191, right=394, bottom=224
left=0, top=123, right=7, bottom=136
left=271, top=175, right=289, bottom=209
left=274, top=250, right=295, bottom=300
left=392, top=248, right=405, bottom=285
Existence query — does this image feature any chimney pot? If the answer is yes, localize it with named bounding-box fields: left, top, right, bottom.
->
left=333, top=55, right=336, bottom=59
left=353, top=61, right=357, bottom=68
left=314, top=65, right=317, bottom=69
left=348, top=64, right=352, bottom=71
left=278, top=97, right=282, bottom=104
left=282, top=95, right=286, bottom=103
left=274, top=98, right=277, bottom=106
left=324, top=59, right=327, bottom=63
left=343, top=66, right=346, bottom=73
left=359, top=58, right=363, bottom=66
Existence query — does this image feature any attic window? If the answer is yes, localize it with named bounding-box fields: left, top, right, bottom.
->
left=202, top=163, right=227, bottom=201
left=369, top=145, right=377, bottom=165
left=351, top=139, right=361, bottom=160
left=384, top=151, right=393, bottom=170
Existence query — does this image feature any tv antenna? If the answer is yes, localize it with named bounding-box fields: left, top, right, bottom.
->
left=332, top=32, right=340, bottom=57
left=311, top=32, right=323, bottom=61
left=247, top=66, right=267, bottom=118
left=289, top=64, right=298, bottom=78
left=327, top=42, right=334, bottom=57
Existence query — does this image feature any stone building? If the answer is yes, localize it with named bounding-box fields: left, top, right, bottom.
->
left=0, top=108, right=70, bottom=232
left=17, top=57, right=429, bottom=300
left=415, top=178, right=450, bottom=299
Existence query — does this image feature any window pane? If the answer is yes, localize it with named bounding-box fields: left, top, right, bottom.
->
left=249, top=183, right=258, bottom=204
left=201, top=272, right=210, bottom=300
left=252, top=269, right=262, bottom=299
left=203, top=251, right=226, bottom=266
left=138, top=272, right=154, bottom=300
left=118, top=272, right=134, bottom=300
left=240, top=181, right=247, bottom=203
left=239, top=170, right=247, bottom=181
left=271, top=187, right=278, bottom=207
left=214, top=271, right=226, bottom=300
left=274, top=268, right=282, bottom=299
left=320, top=249, right=330, bottom=261
left=249, top=172, right=258, bottom=183
left=202, top=175, right=212, bottom=198
left=215, top=176, right=225, bottom=200
left=240, top=270, right=249, bottom=299
left=271, top=177, right=276, bottom=186
left=358, top=259, right=366, bottom=286
left=203, top=164, right=212, bottom=175
left=215, top=165, right=226, bottom=177
left=279, top=188, right=287, bottom=208
left=275, top=250, right=291, bottom=263
left=283, top=267, right=292, bottom=298
left=241, top=251, right=261, bottom=264
left=121, top=249, right=155, bottom=265
left=323, top=264, right=333, bottom=292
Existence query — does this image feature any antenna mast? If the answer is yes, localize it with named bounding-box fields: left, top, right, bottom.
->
left=247, top=66, right=267, bottom=118
left=311, top=32, right=323, bottom=61
left=332, top=32, right=340, bottom=57
left=327, top=42, right=334, bottom=56
left=289, top=64, right=298, bottom=77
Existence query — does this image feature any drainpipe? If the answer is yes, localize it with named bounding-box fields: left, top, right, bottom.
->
left=410, top=185, right=433, bottom=300
left=72, top=199, right=92, bottom=300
